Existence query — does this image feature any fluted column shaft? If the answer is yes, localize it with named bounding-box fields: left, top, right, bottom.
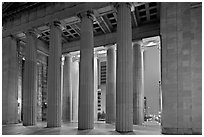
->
left=47, top=23, right=62, bottom=127
left=94, top=55, right=98, bottom=122
left=62, top=55, right=72, bottom=122
left=23, top=32, right=37, bottom=126
left=17, top=54, right=23, bottom=122
left=78, top=11, right=94, bottom=130
left=106, top=45, right=116, bottom=124
left=2, top=36, right=18, bottom=124
left=72, top=60, right=79, bottom=122
left=116, top=3, right=133, bottom=132
left=133, top=42, right=144, bottom=125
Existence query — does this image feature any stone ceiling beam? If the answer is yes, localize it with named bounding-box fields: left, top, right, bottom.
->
left=62, top=22, right=159, bottom=53
left=3, top=2, right=110, bottom=38
left=16, top=22, right=159, bottom=57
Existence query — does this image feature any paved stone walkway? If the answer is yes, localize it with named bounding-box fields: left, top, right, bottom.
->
left=2, top=121, right=161, bottom=135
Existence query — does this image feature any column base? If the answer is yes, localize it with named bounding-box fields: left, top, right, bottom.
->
left=3, top=121, right=18, bottom=125
left=78, top=127, right=94, bottom=130
left=47, top=121, right=61, bottom=128
left=116, top=130, right=134, bottom=133
left=23, top=123, right=36, bottom=126
left=62, top=120, right=72, bottom=123
left=47, top=125, right=61, bottom=128
left=116, top=126, right=133, bottom=133
left=133, top=121, right=143, bottom=125
left=106, top=121, right=115, bottom=124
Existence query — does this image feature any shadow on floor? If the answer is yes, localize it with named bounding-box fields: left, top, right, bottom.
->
left=2, top=121, right=161, bottom=135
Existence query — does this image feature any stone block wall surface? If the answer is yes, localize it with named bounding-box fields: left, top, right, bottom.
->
left=2, top=36, right=18, bottom=124
left=160, top=2, right=202, bottom=135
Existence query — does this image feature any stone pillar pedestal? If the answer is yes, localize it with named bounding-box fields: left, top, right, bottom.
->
left=78, top=11, right=94, bottom=130
left=62, top=54, right=72, bottom=122
left=2, top=36, right=18, bottom=124
left=116, top=3, right=133, bottom=132
left=23, top=31, right=37, bottom=126
left=106, top=45, right=116, bottom=124
left=47, top=22, right=62, bottom=127
left=133, top=42, right=144, bottom=125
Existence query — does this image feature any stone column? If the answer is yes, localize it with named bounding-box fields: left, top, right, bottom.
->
left=72, top=60, right=79, bottom=122
left=133, top=42, right=144, bottom=125
left=94, top=54, right=98, bottom=122
left=23, top=31, right=37, bottom=126
left=47, top=22, right=62, bottom=127
left=61, top=56, right=64, bottom=123
left=2, top=36, right=18, bottom=124
left=62, top=54, right=72, bottom=122
left=106, top=45, right=116, bottom=124
left=116, top=3, right=133, bottom=132
left=17, top=54, right=23, bottom=122
left=78, top=10, right=94, bottom=130
left=37, top=62, right=43, bottom=122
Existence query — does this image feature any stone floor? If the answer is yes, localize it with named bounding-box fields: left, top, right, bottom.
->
left=2, top=121, right=161, bottom=135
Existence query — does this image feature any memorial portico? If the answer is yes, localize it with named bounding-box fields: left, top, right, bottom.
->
left=2, top=2, right=202, bottom=135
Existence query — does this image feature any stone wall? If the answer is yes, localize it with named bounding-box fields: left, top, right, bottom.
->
left=2, top=36, right=18, bottom=124
left=160, top=2, right=202, bottom=134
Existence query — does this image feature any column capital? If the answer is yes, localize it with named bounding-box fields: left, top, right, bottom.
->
left=105, top=44, right=117, bottom=51
left=53, top=20, right=67, bottom=31
left=48, top=20, right=59, bottom=27
left=63, top=53, right=72, bottom=58
left=25, top=29, right=36, bottom=36
left=48, top=20, right=64, bottom=32
left=61, top=55, right=65, bottom=65
left=114, top=2, right=134, bottom=11
left=77, top=10, right=95, bottom=21
left=133, top=41, right=145, bottom=52
left=62, top=54, right=72, bottom=66
left=133, top=40, right=143, bottom=46
left=25, top=29, right=42, bottom=39
left=93, top=51, right=98, bottom=57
